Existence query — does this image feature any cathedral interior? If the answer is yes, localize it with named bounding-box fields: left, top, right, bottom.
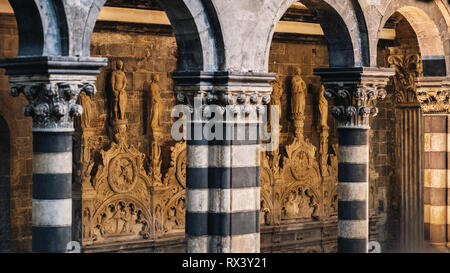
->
left=0, top=0, right=449, bottom=253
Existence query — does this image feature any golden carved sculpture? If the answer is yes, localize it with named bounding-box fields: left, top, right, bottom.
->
left=79, top=92, right=93, bottom=128
left=149, top=74, right=162, bottom=136
left=110, top=60, right=128, bottom=121
left=291, top=67, right=307, bottom=139
left=270, top=75, right=283, bottom=132
left=318, top=85, right=329, bottom=176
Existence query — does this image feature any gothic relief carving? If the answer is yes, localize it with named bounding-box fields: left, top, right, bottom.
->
left=280, top=137, right=322, bottom=221
left=82, top=140, right=153, bottom=245
left=152, top=141, right=186, bottom=237
left=91, top=197, right=151, bottom=242
left=281, top=186, right=318, bottom=220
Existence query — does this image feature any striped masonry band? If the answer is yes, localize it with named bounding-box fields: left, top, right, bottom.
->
left=337, top=127, right=369, bottom=253
left=32, top=132, right=73, bottom=253
left=186, top=122, right=261, bottom=253
left=424, top=115, right=448, bottom=245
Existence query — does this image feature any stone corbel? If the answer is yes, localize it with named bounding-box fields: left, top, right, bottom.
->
left=314, top=67, right=395, bottom=128
left=416, top=76, right=450, bottom=113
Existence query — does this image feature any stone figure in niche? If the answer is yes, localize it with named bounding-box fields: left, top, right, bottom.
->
left=110, top=60, right=128, bottom=121
left=283, top=190, right=300, bottom=218
left=318, top=85, right=328, bottom=130
left=79, top=92, right=93, bottom=128
left=291, top=67, right=307, bottom=138
left=270, top=74, right=283, bottom=131
left=155, top=205, right=163, bottom=234
left=149, top=74, right=162, bottom=136
left=260, top=200, right=271, bottom=226
left=318, top=85, right=329, bottom=176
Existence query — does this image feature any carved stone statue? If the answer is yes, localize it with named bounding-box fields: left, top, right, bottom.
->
left=79, top=92, right=93, bottom=128
left=149, top=74, right=162, bottom=136
left=318, top=85, right=328, bottom=130
left=318, top=85, right=329, bottom=176
left=291, top=67, right=307, bottom=138
left=110, top=60, right=128, bottom=121
left=270, top=75, right=283, bottom=131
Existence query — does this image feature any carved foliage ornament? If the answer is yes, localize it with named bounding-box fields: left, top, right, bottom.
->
left=417, top=89, right=450, bottom=113
left=324, top=84, right=387, bottom=127
left=10, top=81, right=96, bottom=129
left=387, top=51, right=422, bottom=104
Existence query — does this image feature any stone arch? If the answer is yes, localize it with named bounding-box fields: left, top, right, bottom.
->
left=8, top=0, right=225, bottom=71
left=7, top=0, right=68, bottom=56
left=267, top=0, right=368, bottom=69
left=0, top=114, right=11, bottom=252
left=377, top=1, right=449, bottom=76
left=85, top=0, right=225, bottom=71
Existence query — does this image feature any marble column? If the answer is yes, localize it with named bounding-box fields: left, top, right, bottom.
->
left=315, top=67, right=395, bottom=253
left=417, top=77, right=450, bottom=247
left=0, top=57, right=106, bottom=252
left=173, top=71, right=274, bottom=253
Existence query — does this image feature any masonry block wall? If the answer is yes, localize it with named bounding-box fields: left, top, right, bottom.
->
left=0, top=14, right=33, bottom=252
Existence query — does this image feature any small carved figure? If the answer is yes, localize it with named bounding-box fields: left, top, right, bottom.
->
left=149, top=74, right=162, bottom=135
left=291, top=67, right=307, bottom=138
left=110, top=60, right=128, bottom=121
left=79, top=92, right=93, bottom=128
left=270, top=75, right=283, bottom=127
left=318, top=85, right=328, bottom=130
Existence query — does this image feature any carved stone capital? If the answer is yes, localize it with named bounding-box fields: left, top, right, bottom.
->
left=172, top=71, right=274, bottom=120
left=314, top=67, right=395, bottom=128
left=0, top=56, right=107, bottom=131
left=416, top=77, right=450, bottom=113
left=9, top=78, right=97, bottom=130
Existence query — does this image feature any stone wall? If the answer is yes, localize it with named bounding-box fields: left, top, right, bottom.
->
left=0, top=14, right=33, bottom=252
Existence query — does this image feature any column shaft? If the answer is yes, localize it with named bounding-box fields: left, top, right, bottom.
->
left=32, top=131, right=73, bottom=252
left=186, top=123, right=260, bottom=253
left=424, top=114, right=448, bottom=246
left=337, top=127, right=369, bottom=253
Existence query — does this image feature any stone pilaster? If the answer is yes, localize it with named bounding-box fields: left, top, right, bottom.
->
left=315, top=67, right=395, bottom=253
left=416, top=77, right=450, bottom=248
left=0, top=56, right=107, bottom=253
left=173, top=71, right=274, bottom=253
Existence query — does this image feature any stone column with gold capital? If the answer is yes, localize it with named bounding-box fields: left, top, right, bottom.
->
left=0, top=56, right=107, bottom=253
left=416, top=76, right=450, bottom=248
left=315, top=67, right=395, bottom=253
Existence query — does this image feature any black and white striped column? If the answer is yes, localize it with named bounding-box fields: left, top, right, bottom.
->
left=186, top=123, right=260, bottom=253
left=337, top=127, right=369, bottom=253
left=32, top=130, right=73, bottom=253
